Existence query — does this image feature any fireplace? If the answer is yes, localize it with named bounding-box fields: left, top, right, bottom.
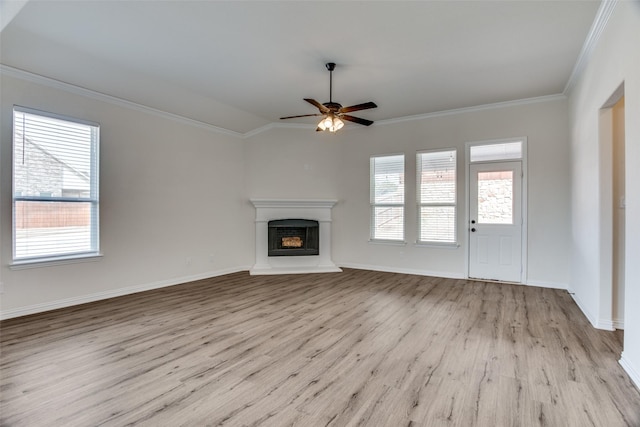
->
left=268, top=219, right=319, bottom=257
left=250, top=199, right=341, bottom=275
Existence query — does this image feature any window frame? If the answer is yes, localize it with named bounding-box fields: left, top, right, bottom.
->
left=11, top=106, right=101, bottom=268
left=416, top=148, right=458, bottom=247
left=369, top=153, right=406, bottom=243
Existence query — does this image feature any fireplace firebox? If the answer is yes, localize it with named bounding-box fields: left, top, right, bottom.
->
left=268, top=219, right=319, bottom=257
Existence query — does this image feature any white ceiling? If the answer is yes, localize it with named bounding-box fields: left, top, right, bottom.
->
left=0, top=1, right=601, bottom=134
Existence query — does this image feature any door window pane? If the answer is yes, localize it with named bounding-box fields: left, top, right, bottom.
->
left=477, top=171, right=513, bottom=224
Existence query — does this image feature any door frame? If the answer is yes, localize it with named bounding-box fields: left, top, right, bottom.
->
left=599, top=83, right=625, bottom=331
left=465, top=137, right=528, bottom=283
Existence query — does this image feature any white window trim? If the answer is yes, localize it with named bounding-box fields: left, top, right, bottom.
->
left=12, top=106, right=101, bottom=266
left=369, top=153, right=406, bottom=243
left=414, top=241, right=460, bottom=249
left=10, top=253, right=103, bottom=270
left=368, top=239, right=407, bottom=246
left=468, top=137, right=524, bottom=163
left=416, top=148, right=458, bottom=245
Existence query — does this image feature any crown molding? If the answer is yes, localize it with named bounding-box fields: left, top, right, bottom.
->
left=374, top=94, right=567, bottom=127
left=0, top=64, right=244, bottom=138
left=242, top=122, right=277, bottom=138
left=0, top=0, right=28, bottom=32
left=563, top=0, right=618, bottom=95
left=2, top=64, right=568, bottom=139
left=248, top=95, right=567, bottom=135
left=242, top=121, right=315, bottom=138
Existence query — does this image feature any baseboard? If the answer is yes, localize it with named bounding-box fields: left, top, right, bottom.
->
left=597, top=318, right=616, bottom=331
left=568, top=289, right=604, bottom=330
left=0, top=266, right=251, bottom=321
left=340, top=264, right=573, bottom=290
left=565, top=288, right=620, bottom=331
left=620, top=352, right=640, bottom=391
left=338, top=263, right=465, bottom=280
left=525, top=279, right=568, bottom=290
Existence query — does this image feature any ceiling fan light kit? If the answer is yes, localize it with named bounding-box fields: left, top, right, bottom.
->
left=280, top=62, right=377, bottom=133
left=317, top=114, right=344, bottom=132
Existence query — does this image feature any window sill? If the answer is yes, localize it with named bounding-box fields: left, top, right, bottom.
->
left=368, top=239, right=407, bottom=246
left=10, top=253, right=103, bottom=270
left=414, top=241, right=460, bottom=249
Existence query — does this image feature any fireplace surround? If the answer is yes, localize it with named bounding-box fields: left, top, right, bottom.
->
left=250, top=199, right=341, bottom=275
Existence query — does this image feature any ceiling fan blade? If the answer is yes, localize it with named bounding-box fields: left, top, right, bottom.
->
left=280, top=113, right=323, bottom=120
left=304, top=98, right=330, bottom=113
left=342, top=115, right=374, bottom=126
left=339, top=102, right=377, bottom=114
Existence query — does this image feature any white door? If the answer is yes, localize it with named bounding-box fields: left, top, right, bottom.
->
left=469, top=161, right=522, bottom=282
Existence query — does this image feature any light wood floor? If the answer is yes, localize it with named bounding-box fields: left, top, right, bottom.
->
left=1, top=269, right=639, bottom=426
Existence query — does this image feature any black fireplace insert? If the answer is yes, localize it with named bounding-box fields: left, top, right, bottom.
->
left=268, top=219, right=319, bottom=257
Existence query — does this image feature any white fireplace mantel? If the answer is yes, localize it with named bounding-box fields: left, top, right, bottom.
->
left=249, top=199, right=342, bottom=275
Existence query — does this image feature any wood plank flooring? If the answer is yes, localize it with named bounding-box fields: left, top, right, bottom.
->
left=1, top=268, right=639, bottom=426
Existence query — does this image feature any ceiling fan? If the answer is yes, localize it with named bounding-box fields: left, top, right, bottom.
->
left=280, top=62, right=377, bottom=132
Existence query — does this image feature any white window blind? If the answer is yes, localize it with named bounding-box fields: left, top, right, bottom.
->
left=417, top=149, right=456, bottom=243
left=370, top=154, right=405, bottom=241
left=13, top=107, right=100, bottom=262
left=470, top=141, right=522, bottom=162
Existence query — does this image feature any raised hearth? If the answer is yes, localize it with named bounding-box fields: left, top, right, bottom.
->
left=250, top=199, right=341, bottom=275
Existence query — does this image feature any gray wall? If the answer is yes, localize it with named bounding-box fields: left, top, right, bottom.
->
left=1, top=71, right=572, bottom=317
left=244, top=98, right=571, bottom=286
left=567, top=0, right=640, bottom=389
left=0, top=73, right=252, bottom=317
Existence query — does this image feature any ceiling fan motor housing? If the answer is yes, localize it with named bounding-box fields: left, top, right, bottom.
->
left=323, top=102, right=342, bottom=111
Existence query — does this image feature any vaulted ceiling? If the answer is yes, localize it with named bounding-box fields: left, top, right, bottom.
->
left=1, top=1, right=601, bottom=134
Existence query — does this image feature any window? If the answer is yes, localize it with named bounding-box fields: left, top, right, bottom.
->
left=370, top=154, right=405, bottom=241
left=469, top=141, right=522, bottom=162
left=13, top=107, right=100, bottom=263
left=417, top=149, right=456, bottom=244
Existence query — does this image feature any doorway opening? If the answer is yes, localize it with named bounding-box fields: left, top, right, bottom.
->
left=599, top=83, right=625, bottom=331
